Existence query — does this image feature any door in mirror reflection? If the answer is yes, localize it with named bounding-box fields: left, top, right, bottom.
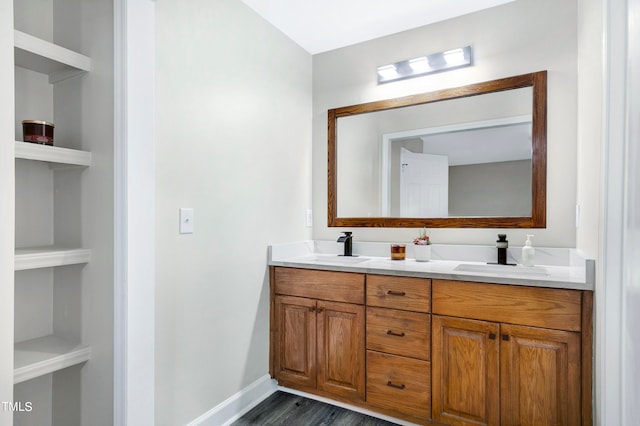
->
left=399, top=149, right=448, bottom=217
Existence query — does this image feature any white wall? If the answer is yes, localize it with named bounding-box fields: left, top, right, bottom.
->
left=449, top=160, right=532, bottom=217
left=115, top=0, right=156, bottom=424
left=576, top=0, right=604, bottom=259
left=313, top=0, right=578, bottom=248
left=0, top=0, right=15, bottom=424
left=598, top=0, right=640, bottom=424
left=76, top=0, right=115, bottom=423
left=154, top=1, right=312, bottom=424
left=574, top=0, right=604, bottom=423
left=622, top=2, right=640, bottom=422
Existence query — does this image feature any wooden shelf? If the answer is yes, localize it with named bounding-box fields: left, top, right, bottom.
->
left=15, top=247, right=91, bottom=271
left=14, top=335, right=91, bottom=384
left=15, top=141, right=92, bottom=168
left=13, top=30, right=91, bottom=83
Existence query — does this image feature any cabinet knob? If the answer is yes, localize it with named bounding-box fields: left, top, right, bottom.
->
left=386, top=330, right=406, bottom=337
left=387, top=290, right=406, bottom=296
left=489, top=333, right=497, bottom=340
left=317, top=307, right=324, bottom=313
left=309, top=307, right=315, bottom=312
left=386, top=381, right=406, bottom=390
left=502, top=334, right=510, bottom=341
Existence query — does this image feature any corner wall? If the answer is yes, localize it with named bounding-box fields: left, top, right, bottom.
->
left=313, top=0, right=578, bottom=248
left=77, top=0, right=115, bottom=423
left=576, top=0, right=603, bottom=259
left=154, top=1, right=312, bottom=424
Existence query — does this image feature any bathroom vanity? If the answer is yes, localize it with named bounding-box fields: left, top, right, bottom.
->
left=268, top=242, right=593, bottom=426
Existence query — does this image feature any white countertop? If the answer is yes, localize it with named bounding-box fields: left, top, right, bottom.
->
left=268, top=240, right=595, bottom=291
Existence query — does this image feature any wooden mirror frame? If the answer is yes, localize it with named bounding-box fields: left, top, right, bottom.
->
left=328, top=71, right=547, bottom=228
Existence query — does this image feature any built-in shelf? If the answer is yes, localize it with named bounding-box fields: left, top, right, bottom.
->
left=14, top=247, right=91, bottom=271
left=14, top=141, right=92, bottom=168
left=13, top=29, right=91, bottom=83
left=14, top=335, right=91, bottom=384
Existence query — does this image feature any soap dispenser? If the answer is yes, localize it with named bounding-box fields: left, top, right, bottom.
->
left=522, top=234, right=535, bottom=266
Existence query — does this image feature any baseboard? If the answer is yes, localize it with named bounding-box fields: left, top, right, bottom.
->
left=186, top=374, right=278, bottom=426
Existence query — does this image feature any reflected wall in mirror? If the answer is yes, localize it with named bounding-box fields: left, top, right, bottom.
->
left=328, top=71, right=547, bottom=228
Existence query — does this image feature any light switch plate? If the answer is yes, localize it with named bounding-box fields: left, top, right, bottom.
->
left=179, top=208, right=194, bottom=234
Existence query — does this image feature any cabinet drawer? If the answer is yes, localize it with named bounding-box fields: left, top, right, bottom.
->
left=366, top=351, right=431, bottom=419
left=366, top=275, right=430, bottom=312
left=432, top=280, right=582, bottom=332
left=366, top=307, right=430, bottom=361
left=274, top=267, right=364, bottom=304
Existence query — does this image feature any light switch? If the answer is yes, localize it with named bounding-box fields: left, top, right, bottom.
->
left=179, top=208, right=194, bottom=234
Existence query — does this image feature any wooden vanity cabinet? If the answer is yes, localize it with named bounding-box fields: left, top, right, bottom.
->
left=270, top=268, right=593, bottom=426
left=365, top=275, right=432, bottom=421
left=271, top=267, right=365, bottom=402
left=432, top=280, right=586, bottom=426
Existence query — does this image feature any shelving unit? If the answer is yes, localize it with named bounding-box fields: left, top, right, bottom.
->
left=14, top=141, right=92, bottom=168
left=9, top=1, right=114, bottom=423
left=13, top=29, right=90, bottom=83
left=14, top=336, right=91, bottom=384
left=15, top=246, right=91, bottom=271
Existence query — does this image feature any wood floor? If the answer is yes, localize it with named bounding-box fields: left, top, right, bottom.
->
left=232, top=391, right=400, bottom=425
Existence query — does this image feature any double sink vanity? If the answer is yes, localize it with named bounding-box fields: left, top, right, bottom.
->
left=268, top=70, right=593, bottom=425
left=268, top=241, right=594, bottom=425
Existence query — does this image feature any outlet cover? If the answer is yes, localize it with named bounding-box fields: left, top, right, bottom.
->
left=305, top=209, right=313, bottom=227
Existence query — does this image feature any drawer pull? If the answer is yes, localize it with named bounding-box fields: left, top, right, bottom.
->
left=386, top=330, right=406, bottom=337
left=387, top=290, right=406, bottom=296
left=386, top=381, right=406, bottom=390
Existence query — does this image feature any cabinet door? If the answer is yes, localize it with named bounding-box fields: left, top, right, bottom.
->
left=274, top=295, right=316, bottom=389
left=432, top=316, right=500, bottom=426
left=500, top=324, right=581, bottom=426
left=316, top=300, right=365, bottom=401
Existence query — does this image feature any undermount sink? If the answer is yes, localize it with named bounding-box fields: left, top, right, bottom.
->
left=454, top=263, right=548, bottom=277
left=305, top=255, right=370, bottom=265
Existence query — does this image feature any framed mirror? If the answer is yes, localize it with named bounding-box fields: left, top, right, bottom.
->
left=328, top=71, right=547, bottom=228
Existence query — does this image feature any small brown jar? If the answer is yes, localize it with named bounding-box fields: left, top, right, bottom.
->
left=22, top=120, right=55, bottom=146
left=390, top=244, right=406, bottom=260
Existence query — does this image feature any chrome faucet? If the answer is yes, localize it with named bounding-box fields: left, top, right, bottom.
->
left=337, top=232, right=353, bottom=256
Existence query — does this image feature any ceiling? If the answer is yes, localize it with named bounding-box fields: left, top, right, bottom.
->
left=241, top=0, right=517, bottom=54
left=419, top=121, right=532, bottom=166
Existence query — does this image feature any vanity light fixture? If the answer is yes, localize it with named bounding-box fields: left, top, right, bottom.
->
left=377, top=46, right=472, bottom=84
left=443, top=47, right=467, bottom=66
left=409, top=56, right=430, bottom=73
left=377, top=64, right=398, bottom=80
